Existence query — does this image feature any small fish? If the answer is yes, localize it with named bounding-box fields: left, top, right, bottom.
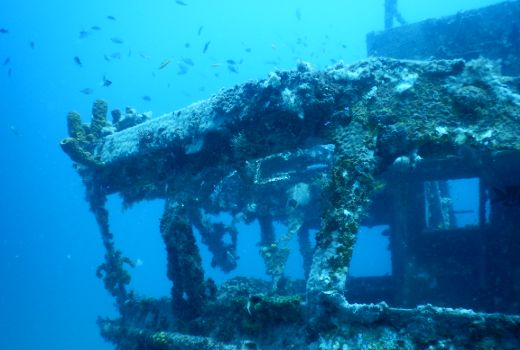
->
left=101, top=76, right=112, bottom=87
left=175, top=0, right=188, bottom=5
left=110, top=52, right=121, bottom=59
left=7, top=68, right=12, bottom=77
left=197, top=25, right=203, bottom=36
left=295, top=8, right=301, bottom=21
left=184, top=42, right=191, bottom=48
left=2, top=57, right=10, bottom=66
left=0, top=28, right=8, bottom=34
left=226, top=59, right=236, bottom=65
left=202, top=40, right=211, bottom=54
left=138, top=52, right=151, bottom=60
left=245, top=48, right=252, bottom=53
left=111, top=37, right=124, bottom=44
left=181, top=57, right=194, bottom=66
left=142, top=95, right=151, bottom=101
left=227, top=65, right=238, bottom=74
left=107, top=15, right=116, bottom=20
left=73, top=56, right=82, bottom=67
left=158, top=58, right=172, bottom=70
left=9, top=125, right=19, bottom=136
left=80, top=88, right=94, bottom=95
left=104, top=54, right=110, bottom=61
left=79, top=30, right=90, bottom=39
left=29, top=41, right=35, bottom=49
left=177, top=63, right=188, bottom=75
left=91, top=25, right=101, bottom=31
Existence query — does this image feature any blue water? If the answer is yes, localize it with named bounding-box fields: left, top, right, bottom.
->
left=0, top=1, right=504, bottom=349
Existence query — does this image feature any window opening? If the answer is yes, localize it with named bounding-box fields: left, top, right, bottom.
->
left=349, top=225, right=392, bottom=277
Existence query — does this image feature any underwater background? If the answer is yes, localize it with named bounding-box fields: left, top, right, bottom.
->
left=0, top=1, right=506, bottom=349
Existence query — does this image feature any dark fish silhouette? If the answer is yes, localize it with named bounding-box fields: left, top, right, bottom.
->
left=492, top=186, right=520, bottom=207
left=91, top=25, right=101, bottom=31
left=142, top=95, right=151, bottom=101
left=79, top=30, right=90, bottom=39
left=197, top=25, right=203, bottom=36
left=184, top=42, right=191, bottom=48
left=158, top=58, right=172, bottom=69
left=7, top=68, right=12, bottom=77
left=175, top=0, right=188, bottom=5
left=0, top=28, right=8, bottom=34
left=80, top=88, right=94, bottom=95
left=9, top=125, right=19, bottom=136
left=2, top=57, right=10, bottom=66
left=295, top=8, right=301, bottom=21
left=74, top=56, right=82, bottom=67
left=202, top=41, right=211, bottom=54
left=111, top=37, right=124, bottom=44
left=110, top=52, right=121, bottom=59
left=227, top=65, right=238, bottom=73
left=245, top=48, right=252, bottom=53
left=29, top=41, right=35, bottom=49
left=138, top=52, right=151, bottom=60
left=107, top=15, right=116, bottom=20
left=177, top=63, right=188, bottom=75
left=181, top=57, right=194, bottom=66
left=102, top=76, right=112, bottom=87
left=226, top=59, right=236, bottom=65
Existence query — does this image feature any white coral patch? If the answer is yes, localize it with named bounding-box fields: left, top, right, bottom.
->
left=435, top=126, right=448, bottom=136
left=395, top=70, right=418, bottom=94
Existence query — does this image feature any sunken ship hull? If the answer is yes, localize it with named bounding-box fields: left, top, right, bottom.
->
left=61, top=1, right=520, bottom=349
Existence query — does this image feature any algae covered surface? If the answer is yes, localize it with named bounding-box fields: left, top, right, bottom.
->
left=62, top=56, right=520, bottom=349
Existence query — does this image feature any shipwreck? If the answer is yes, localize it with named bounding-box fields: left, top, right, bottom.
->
left=61, top=1, right=520, bottom=349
